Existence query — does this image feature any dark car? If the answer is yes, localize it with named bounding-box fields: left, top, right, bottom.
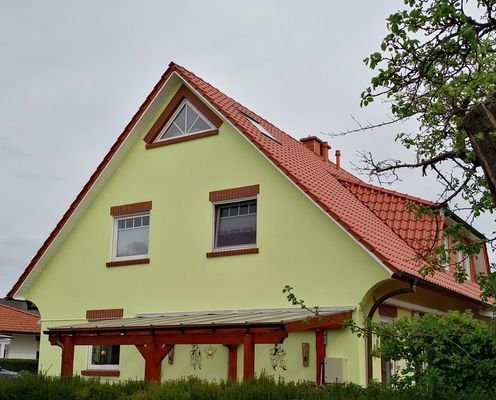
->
left=0, top=366, right=18, bottom=378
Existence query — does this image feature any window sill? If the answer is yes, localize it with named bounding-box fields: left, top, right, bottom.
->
left=206, top=248, right=259, bottom=258
left=106, top=258, right=150, bottom=268
left=145, top=129, right=218, bottom=149
left=81, top=369, right=120, bottom=377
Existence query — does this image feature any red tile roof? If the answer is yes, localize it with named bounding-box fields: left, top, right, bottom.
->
left=8, top=62, right=485, bottom=303
left=0, top=304, right=40, bottom=334
left=340, top=179, right=443, bottom=254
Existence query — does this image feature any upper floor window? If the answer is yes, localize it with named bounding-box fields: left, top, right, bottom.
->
left=109, top=201, right=152, bottom=264
left=457, top=250, right=471, bottom=279
left=207, top=185, right=260, bottom=257
left=215, top=200, right=257, bottom=248
left=158, top=100, right=214, bottom=141
left=114, top=214, right=149, bottom=259
left=441, top=235, right=450, bottom=269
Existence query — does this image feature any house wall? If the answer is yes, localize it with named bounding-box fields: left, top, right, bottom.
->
left=24, top=79, right=390, bottom=384
left=6, top=334, right=39, bottom=360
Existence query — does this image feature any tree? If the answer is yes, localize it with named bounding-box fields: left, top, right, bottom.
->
left=354, top=0, right=496, bottom=291
left=347, top=311, right=496, bottom=393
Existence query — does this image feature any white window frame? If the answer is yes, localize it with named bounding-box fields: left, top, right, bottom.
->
left=457, top=250, right=471, bottom=279
left=212, top=197, right=257, bottom=251
left=112, top=213, right=150, bottom=261
left=87, top=345, right=120, bottom=370
left=441, top=235, right=450, bottom=269
left=156, top=99, right=215, bottom=142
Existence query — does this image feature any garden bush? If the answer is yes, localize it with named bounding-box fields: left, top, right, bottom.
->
left=367, top=311, right=496, bottom=394
left=0, top=374, right=495, bottom=400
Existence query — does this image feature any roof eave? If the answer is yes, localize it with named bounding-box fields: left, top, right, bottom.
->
left=392, top=271, right=489, bottom=307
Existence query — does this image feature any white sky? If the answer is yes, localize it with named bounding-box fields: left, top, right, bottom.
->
left=1, top=1, right=493, bottom=297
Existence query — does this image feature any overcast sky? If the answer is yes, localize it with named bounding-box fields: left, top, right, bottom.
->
left=1, top=1, right=493, bottom=297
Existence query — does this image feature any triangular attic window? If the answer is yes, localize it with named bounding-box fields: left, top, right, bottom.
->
left=158, top=100, right=214, bottom=141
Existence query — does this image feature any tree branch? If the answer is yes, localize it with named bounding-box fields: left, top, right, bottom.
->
left=321, top=116, right=404, bottom=137
left=357, top=150, right=465, bottom=177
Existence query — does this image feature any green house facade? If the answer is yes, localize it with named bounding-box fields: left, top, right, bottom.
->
left=8, top=63, right=491, bottom=385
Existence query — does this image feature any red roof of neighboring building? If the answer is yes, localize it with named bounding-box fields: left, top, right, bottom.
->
left=8, top=62, right=486, bottom=303
left=0, top=304, right=40, bottom=334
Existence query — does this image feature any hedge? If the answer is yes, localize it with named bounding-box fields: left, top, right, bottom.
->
left=0, top=374, right=494, bottom=400
left=0, top=358, right=38, bottom=373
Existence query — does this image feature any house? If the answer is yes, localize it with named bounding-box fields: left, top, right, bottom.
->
left=0, top=302, right=40, bottom=360
left=7, top=62, right=491, bottom=385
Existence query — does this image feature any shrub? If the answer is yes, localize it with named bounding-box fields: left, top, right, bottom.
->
left=0, top=374, right=495, bottom=400
left=370, top=311, right=496, bottom=394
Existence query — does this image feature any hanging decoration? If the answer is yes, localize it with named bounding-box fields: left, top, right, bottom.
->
left=269, top=344, right=287, bottom=371
left=205, top=344, right=217, bottom=359
left=168, top=345, right=175, bottom=365
left=301, top=342, right=310, bottom=367
left=190, top=344, right=202, bottom=369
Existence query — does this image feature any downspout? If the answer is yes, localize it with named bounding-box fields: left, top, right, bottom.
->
left=366, top=278, right=417, bottom=384
left=55, top=334, right=64, bottom=350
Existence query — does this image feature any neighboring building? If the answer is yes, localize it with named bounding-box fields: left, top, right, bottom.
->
left=0, top=303, right=40, bottom=360
left=7, top=63, right=491, bottom=385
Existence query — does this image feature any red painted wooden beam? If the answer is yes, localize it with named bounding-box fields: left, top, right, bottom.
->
left=46, top=323, right=285, bottom=336
left=51, top=331, right=287, bottom=346
left=60, top=335, right=152, bottom=346
left=285, top=312, right=352, bottom=332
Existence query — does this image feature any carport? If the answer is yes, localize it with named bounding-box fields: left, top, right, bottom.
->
left=45, top=307, right=353, bottom=383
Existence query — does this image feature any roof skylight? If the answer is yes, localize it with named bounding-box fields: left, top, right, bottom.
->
left=242, top=113, right=280, bottom=143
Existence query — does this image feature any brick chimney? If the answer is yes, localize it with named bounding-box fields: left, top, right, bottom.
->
left=335, top=150, right=341, bottom=170
left=321, top=142, right=330, bottom=162
left=300, top=136, right=331, bottom=162
left=300, top=136, right=323, bottom=156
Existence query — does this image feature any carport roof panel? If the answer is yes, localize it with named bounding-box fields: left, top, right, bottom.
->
left=48, top=306, right=355, bottom=331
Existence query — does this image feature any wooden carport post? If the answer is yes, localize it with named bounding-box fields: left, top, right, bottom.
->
left=136, top=343, right=173, bottom=382
left=226, top=344, right=238, bottom=381
left=61, top=335, right=75, bottom=377
left=315, top=329, right=325, bottom=385
left=243, top=334, right=255, bottom=380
